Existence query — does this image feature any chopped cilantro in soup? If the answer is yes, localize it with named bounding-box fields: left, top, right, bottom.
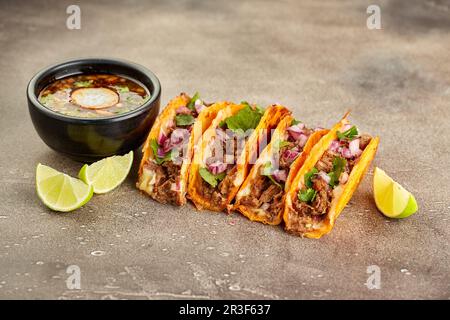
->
left=38, top=74, right=150, bottom=118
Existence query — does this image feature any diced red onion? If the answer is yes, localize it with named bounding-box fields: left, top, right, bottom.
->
left=273, top=169, right=287, bottom=182
left=341, top=147, right=353, bottom=158
left=159, top=129, right=190, bottom=155
left=162, top=138, right=172, bottom=153
left=207, top=161, right=228, bottom=175
left=329, top=140, right=340, bottom=152
left=157, top=147, right=167, bottom=157
left=260, top=203, right=271, bottom=211
left=282, top=149, right=300, bottom=162
left=297, top=133, right=308, bottom=148
left=194, top=99, right=205, bottom=114
left=339, top=172, right=349, bottom=184
left=157, top=132, right=168, bottom=146
left=318, top=171, right=331, bottom=184
left=287, top=125, right=305, bottom=140
left=176, top=106, right=191, bottom=114
left=349, top=138, right=360, bottom=156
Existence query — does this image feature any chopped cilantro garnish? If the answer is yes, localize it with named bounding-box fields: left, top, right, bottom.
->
left=278, top=140, right=291, bottom=148
left=39, top=94, right=54, bottom=105
left=291, top=119, right=302, bottom=126
left=150, top=139, right=159, bottom=157
left=328, top=157, right=347, bottom=187
left=298, top=188, right=317, bottom=203
left=304, top=167, right=318, bottom=188
left=116, top=86, right=130, bottom=93
left=221, top=104, right=264, bottom=133
left=176, top=114, right=195, bottom=126
left=199, top=167, right=226, bottom=188
left=187, top=92, right=200, bottom=111
left=155, top=150, right=175, bottom=165
left=337, top=125, right=358, bottom=140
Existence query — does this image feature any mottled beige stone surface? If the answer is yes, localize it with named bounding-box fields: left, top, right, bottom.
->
left=0, top=0, right=449, bottom=299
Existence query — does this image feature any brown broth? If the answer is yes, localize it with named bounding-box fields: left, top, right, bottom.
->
left=38, top=74, right=150, bottom=118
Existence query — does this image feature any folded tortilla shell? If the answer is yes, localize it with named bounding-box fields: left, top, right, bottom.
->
left=234, top=114, right=328, bottom=225
left=283, top=113, right=379, bottom=238
left=137, top=93, right=224, bottom=205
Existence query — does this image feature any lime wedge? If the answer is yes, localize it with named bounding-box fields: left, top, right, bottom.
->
left=36, top=163, right=93, bottom=212
left=79, top=151, right=133, bottom=194
left=396, top=194, right=418, bottom=219
left=373, top=167, right=418, bottom=218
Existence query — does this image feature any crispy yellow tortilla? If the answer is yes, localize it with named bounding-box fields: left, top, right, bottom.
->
left=188, top=104, right=290, bottom=212
left=137, top=93, right=223, bottom=205
left=283, top=113, right=379, bottom=238
left=234, top=114, right=328, bottom=225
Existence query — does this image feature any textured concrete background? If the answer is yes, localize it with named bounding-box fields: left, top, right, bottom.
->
left=0, top=0, right=449, bottom=299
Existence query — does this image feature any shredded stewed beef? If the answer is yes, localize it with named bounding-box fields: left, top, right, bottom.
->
left=259, top=184, right=280, bottom=203
left=199, top=127, right=242, bottom=207
left=291, top=149, right=345, bottom=220
left=218, top=166, right=237, bottom=195
left=289, top=176, right=332, bottom=227
left=310, top=178, right=332, bottom=215
left=144, top=161, right=182, bottom=204
left=359, top=134, right=371, bottom=150
left=239, top=175, right=268, bottom=208
left=200, top=179, right=226, bottom=207
left=316, top=151, right=334, bottom=172
left=200, top=165, right=238, bottom=208
left=238, top=175, right=284, bottom=221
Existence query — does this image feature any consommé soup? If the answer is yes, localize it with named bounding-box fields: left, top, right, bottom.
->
left=38, top=74, right=150, bottom=118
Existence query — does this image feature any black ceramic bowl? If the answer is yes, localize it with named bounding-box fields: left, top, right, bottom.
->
left=27, top=58, right=161, bottom=162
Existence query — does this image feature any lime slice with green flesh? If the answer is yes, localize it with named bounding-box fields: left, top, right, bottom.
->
left=373, top=167, right=418, bottom=218
left=36, top=163, right=93, bottom=212
left=396, top=194, right=418, bottom=218
left=79, top=151, right=133, bottom=194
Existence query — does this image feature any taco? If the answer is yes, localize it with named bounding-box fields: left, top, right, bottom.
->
left=234, top=114, right=328, bottom=225
left=283, top=113, right=379, bottom=238
left=137, top=93, right=225, bottom=205
left=188, top=103, right=290, bottom=212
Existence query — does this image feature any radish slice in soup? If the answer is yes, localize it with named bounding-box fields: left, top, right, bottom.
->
left=71, top=87, right=119, bottom=109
